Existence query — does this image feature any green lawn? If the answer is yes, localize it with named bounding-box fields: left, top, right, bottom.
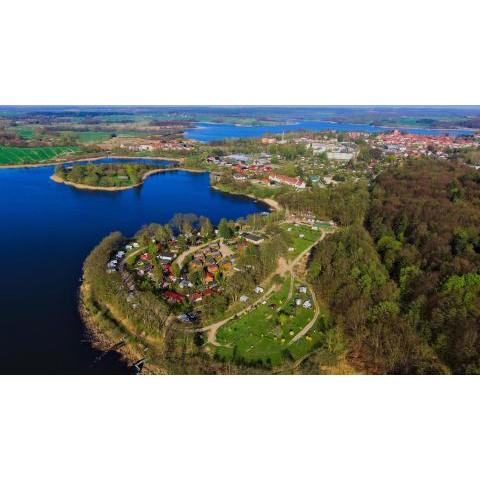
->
left=0, top=146, right=80, bottom=165
left=281, top=223, right=323, bottom=258
left=215, top=277, right=320, bottom=367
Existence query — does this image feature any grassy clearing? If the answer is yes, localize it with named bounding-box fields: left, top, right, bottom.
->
left=0, top=146, right=80, bottom=165
left=215, top=276, right=321, bottom=367
left=281, top=223, right=323, bottom=258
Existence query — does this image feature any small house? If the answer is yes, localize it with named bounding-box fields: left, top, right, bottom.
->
left=207, top=264, right=219, bottom=274
left=163, top=291, right=185, bottom=303
left=204, top=272, right=215, bottom=284
left=221, top=261, right=233, bottom=272
left=189, top=292, right=203, bottom=303
left=241, top=232, right=264, bottom=245
left=190, top=259, right=203, bottom=270
left=178, top=279, right=191, bottom=289
left=240, top=295, right=249, bottom=302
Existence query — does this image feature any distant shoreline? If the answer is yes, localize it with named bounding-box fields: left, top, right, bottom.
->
left=0, top=155, right=184, bottom=170
left=50, top=166, right=205, bottom=191
left=210, top=184, right=282, bottom=212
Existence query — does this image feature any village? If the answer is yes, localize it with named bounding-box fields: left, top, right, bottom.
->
left=203, top=128, right=480, bottom=195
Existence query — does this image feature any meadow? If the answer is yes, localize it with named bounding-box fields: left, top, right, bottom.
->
left=281, top=224, right=323, bottom=258
left=215, top=276, right=324, bottom=367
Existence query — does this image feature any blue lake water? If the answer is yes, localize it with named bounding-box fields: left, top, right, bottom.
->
left=185, top=121, right=474, bottom=142
left=0, top=159, right=265, bottom=374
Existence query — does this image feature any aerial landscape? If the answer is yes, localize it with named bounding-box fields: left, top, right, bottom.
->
left=1, top=105, right=480, bottom=374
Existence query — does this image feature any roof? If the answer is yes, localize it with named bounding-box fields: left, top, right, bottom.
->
left=163, top=291, right=185, bottom=302
left=241, top=232, right=264, bottom=243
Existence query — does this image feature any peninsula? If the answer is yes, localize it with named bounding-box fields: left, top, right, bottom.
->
left=51, top=162, right=203, bottom=191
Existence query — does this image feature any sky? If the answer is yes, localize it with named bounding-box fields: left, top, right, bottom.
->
left=1, top=0, right=479, bottom=105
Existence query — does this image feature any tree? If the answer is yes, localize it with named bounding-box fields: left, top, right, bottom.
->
left=59, top=131, right=79, bottom=146
left=199, top=216, right=213, bottom=238
left=171, top=263, right=181, bottom=277
left=218, top=218, right=233, bottom=239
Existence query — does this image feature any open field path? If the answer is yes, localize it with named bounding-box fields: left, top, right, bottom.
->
left=198, top=228, right=332, bottom=346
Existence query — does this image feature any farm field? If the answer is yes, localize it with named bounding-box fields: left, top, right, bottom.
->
left=14, top=127, right=35, bottom=140
left=0, top=146, right=80, bottom=165
left=215, top=276, right=324, bottom=367
left=71, top=130, right=142, bottom=143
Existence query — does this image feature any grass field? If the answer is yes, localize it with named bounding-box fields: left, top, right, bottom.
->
left=14, top=127, right=35, bottom=140
left=215, top=276, right=324, bottom=367
left=71, top=130, right=141, bottom=143
left=281, top=224, right=323, bottom=258
left=0, top=146, right=80, bottom=165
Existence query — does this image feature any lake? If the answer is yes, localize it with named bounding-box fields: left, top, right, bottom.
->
left=0, top=159, right=266, bottom=374
left=184, top=121, right=474, bottom=142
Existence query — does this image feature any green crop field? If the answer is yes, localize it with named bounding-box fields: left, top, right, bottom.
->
left=215, top=277, right=323, bottom=367
left=75, top=131, right=113, bottom=143
left=14, top=127, right=35, bottom=140
left=74, top=130, right=146, bottom=143
left=0, top=146, right=80, bottom=165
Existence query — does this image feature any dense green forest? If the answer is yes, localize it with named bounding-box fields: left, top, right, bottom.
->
left=306, top=159, right=480, bottom=373
left=54, top=163, right=163, bottom=187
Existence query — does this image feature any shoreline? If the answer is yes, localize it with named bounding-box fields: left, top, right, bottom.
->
left=0, top=154, right=185, bottom=170
left=50, top=166, right=205, bottom=191
left=210, top=184, right=282, bottom=212
left=80, top=283, right=166, bottom=374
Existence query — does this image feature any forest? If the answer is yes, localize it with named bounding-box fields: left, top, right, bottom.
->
left=306, top=159, right=480, bottom=373
left=54, top=163, right=163, bottom=188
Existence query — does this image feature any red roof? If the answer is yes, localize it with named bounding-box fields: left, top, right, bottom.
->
left=163, top=291, right=184, bottom=303
left=204, top=272, right=214, bottom=283
left=189, top=292, right=203, bottom=302
left=269, top=173, right=305, bottom=188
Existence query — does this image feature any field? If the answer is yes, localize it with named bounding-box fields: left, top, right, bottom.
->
left=14, top=127, right=35, bottom=139
left=281, top=224, right=324, bottom=258
left=0, top=146, right=80, bottom=165
left=215, top=276, right=325, bottom=367
left=72, top=130, right=142, bottom=143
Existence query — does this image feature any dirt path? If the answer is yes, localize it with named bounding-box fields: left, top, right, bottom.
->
left=199, top=229, right=330, bottom=346
left=287, top=230, right=336, bottom=344
left=288, top=280, right=319, bottom=345
left=173, top=237, right=223, bottom=269
left=198, top=284, right=277, bottom=346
